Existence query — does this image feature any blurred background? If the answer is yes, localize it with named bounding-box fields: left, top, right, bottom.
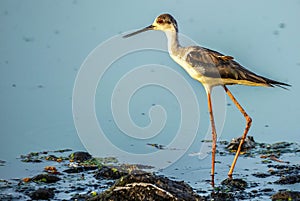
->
left=1, top=0, right=299, bottom=180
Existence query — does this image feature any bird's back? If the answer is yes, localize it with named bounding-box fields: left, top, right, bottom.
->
left=173, top=45, right=290, bottom=89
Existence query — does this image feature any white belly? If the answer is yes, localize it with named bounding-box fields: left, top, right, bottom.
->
left=170, top=54, right=202, bottom=80
left=170, top=54, right=227, bottom=90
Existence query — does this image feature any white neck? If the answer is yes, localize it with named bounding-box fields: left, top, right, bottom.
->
left=164, top=30, right=181, bottom=56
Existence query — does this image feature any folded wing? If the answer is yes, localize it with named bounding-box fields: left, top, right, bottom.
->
left=186, top=46, right=290, bottom=88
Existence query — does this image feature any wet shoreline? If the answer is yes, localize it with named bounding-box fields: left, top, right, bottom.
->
left=0, top=137, right=299, bottom=200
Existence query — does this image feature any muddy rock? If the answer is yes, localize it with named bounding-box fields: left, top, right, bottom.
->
left=268, top=164, right=300, bottom=176
left=94, top=164, right=151, bottom=180
left=274, top=174, right=300, bottom=185
left=69, top=151, right=92, bottom=162
left=258, top=142, right=300, bottom=156
left=221, top=178, right=248, bottom=190
left=252, top=172, right=271, bottom=178
left=210, top=191, right=234, bottom=201
left=31, top=174, right=60, bottom=183
left=226, top=136, right=256, bottom=152
left=64, top=166, right=98, bottom=173
left=95, top=166, right=128, bottom=180
left=90, top=172, right=205, bottom=201
left=29, top=188, right=54, bottom=200
left=20, top=149, right=71, bottom=163
left=271, top=190, right=300, bottom=201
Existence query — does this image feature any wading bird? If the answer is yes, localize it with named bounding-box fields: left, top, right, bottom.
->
left=123, top=14, right=290, bottom=185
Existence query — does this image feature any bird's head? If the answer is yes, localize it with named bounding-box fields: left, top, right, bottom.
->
left=123, top=14, right=178, bottom=38
left=152, top=14, right=178, bottom=32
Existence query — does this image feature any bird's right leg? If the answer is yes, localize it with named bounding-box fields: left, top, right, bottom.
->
left=223, top=86, right=252, bottom=178
left=207, top=91, right=217, bottom=187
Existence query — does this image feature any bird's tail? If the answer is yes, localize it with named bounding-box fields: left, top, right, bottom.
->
left=265, top=78, right=291, bottom=90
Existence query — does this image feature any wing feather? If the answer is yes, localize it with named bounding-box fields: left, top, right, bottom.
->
left=186, top=46, right=271, bottom=84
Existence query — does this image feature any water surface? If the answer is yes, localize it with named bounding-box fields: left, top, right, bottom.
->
left=0, top=0, right=299, bottom=179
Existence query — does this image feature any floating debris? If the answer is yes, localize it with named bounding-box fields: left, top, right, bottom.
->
left=147, top=143, right=165, bottom=150
left=20, top=149, right=71, bottom=163
left=20, top=152, right=42, bottom=163
left=279, top=23, right=286, bottom=29
left=22, top=36, right=35, bottom=42
left=0, top=160, right=5, bottom=166
left=44, top=166, right=59, bottom=174
left=53, top=29, right=60, bottom=35
left=22, top=177, right=31, bottom=183
left=260, top=154, right=288, bottom=163
left=53, top=148, right=72, bottom=153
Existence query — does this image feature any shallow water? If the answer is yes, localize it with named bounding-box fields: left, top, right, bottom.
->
left=1, top=0, right=300, bottom=182
left=0, top=141, right=299, bottom=200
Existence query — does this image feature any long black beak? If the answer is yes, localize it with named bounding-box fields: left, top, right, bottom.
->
left=123, top=25, right=155, bottom=38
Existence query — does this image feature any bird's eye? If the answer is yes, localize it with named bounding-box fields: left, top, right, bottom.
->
left=157, top=19, right=164, bottom=24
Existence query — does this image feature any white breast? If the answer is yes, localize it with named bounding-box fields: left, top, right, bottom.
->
left=170, top=54, right=202, bottom=80
left=170, top=54, right=226, bottom=90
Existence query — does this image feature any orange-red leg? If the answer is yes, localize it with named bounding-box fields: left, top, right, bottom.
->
left=224, top=86, right=252, bottom=178
left=207, top=91, right=217, bottom=187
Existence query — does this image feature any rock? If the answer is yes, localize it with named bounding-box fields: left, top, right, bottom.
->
left=63, top=166, right=98, bottom=173
left=44, top=154, right=67, bottom=162
left=260, top=188, right=274, bottom=192
left=210, top=191, right=235, bottom=201
left=29, top=188, right=54, bottom=200
left=31, top=174, right=60, bottom=183
left=94, top=166, right=129, bottom=180
left=271, top=190, right=300, bottom=201
left=252, top=172, right=271, bottom=178
left=221, top=178, right=248, bottom=190
left=274, top=174, right=300, bottom=185
left=69, top=151, right=92, bottom=162
left=270, top=142, right=293, bottom=150
left=259, top=142, right=299, bottom=155
left=267, top=164, right=300, bottom=177
left=20, top=152, right=43, bottom=163
left=89, top=172, right=205, bottom=201
left=226, top=136, right=256, bottom=152
left=71, top=193, right=91, bottom=200
left=94, top=164, right=151, bottom=180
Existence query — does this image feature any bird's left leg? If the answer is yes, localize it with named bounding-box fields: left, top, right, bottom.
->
left=207, top=90, right=217, bottom=187
left=223, top=86, right=252, bottom=178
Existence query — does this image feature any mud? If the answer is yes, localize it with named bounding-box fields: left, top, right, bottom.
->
left=0, top=138, right=299, bottom=200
